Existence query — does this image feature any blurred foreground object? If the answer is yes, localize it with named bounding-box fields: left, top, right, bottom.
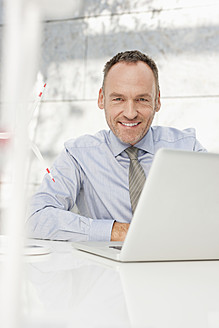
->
left=0, top=1, right=81, bottom=328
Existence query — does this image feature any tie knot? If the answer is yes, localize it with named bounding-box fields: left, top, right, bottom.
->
left=125, top=147, right=139, bottom=160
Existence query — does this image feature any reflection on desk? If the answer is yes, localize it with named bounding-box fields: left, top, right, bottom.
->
left=1, top=239, right=219, bottom=328
left=24, top=241, right=129, bottom=328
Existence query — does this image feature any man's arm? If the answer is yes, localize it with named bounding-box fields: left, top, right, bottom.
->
left=27, top=148, right=115, bottom=242
left=111, top=222, right=130, bottom=241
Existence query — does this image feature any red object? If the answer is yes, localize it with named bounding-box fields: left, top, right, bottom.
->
left=0, top=131, right=11, bottom=148
left=46, top=168, right=55, bottom=182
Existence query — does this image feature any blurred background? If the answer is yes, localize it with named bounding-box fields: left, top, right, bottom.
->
left=0, top=3, right=218, bottom=327
left=0, top=0, right=219, bottom=201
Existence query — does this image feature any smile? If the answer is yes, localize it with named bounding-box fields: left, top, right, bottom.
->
left=120, top=122, right=140, bottom=127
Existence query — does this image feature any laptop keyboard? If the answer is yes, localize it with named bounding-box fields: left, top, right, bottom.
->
left=109, top=246, right=122, bottom=251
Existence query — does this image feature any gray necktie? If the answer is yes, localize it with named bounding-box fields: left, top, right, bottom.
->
left=125, top=147, right=146, bottom=213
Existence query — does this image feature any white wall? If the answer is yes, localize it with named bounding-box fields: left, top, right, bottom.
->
left=0, top=0, right=219, bottom=193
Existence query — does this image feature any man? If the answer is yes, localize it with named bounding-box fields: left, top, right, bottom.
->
left=27, top=50, right=206, bottom=242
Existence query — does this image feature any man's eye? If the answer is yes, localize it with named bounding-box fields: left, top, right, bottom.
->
left=113, top=98, right=122, bottom=101
left=138, top=98, right=148, bottom=102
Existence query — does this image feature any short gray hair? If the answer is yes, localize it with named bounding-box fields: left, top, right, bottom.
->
left=102, top=50, right=160, bottom=97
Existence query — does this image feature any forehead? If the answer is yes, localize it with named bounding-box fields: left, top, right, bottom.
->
left=104, top=61, right=156, bottom=94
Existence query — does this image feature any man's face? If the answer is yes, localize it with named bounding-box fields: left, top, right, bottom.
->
left=98, top=61, right=161, bottom=145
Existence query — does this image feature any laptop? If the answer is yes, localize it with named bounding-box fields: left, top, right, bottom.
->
left=72, top=148, right=219, bottom=262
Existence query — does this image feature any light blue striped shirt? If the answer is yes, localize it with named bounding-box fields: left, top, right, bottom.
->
left=28, top=126, right=206, bottom=242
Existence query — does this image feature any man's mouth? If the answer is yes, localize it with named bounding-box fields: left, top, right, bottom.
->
left=120, top=122, right=140, bottom=127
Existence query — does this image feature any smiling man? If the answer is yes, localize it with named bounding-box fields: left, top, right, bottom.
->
left=98, top=59, right=161, bottom=145
left=27, top=50, right=206, bottom=242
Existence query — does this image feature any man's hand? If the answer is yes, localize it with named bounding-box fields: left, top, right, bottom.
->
left=111, top=222, right=130, bottom=241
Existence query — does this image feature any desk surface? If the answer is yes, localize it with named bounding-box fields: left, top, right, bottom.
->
left=1, top=238, right=219, bottom=328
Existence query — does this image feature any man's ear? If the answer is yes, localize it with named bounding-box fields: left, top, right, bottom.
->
left=155, top=91, right=161, bottom=112
left=98, top=88, right=104, bottom=110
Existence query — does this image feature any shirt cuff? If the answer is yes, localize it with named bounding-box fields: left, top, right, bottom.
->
left=89, top=219, right=115, bottom=241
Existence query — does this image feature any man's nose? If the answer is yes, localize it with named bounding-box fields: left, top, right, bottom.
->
left=123, top=100, right=138, bottom=120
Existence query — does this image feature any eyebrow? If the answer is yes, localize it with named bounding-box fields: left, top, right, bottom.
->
left=135, top=93, right=153, bottom=99
left=109, top=92, right=124, bottom=98
left=109, top=92, right=153, bottom=99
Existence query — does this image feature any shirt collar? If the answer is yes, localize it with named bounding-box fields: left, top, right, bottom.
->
left=108, top=128, right=155, bottom=157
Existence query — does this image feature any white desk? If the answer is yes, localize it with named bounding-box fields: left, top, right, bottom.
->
left=1, top=238, right=219, bottom=328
